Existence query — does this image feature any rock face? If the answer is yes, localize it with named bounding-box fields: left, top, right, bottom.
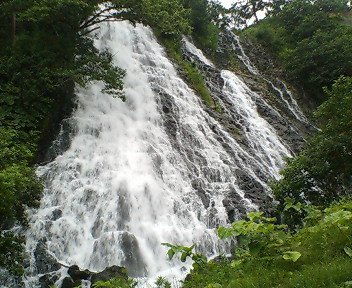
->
left=183, top=35, right=312, bottom=156
left=29, top=241, right=128, bottom=288
left=61, top=264, right=127, bottom=288
left=36, top=80, right=77, bottom=164
left=34, top=240, right=61, bottom=274
left=179, top=34, right=316, bottom=220
left=39, top=273, right=59, bottom=288
left=90, top=265, right=128, bottom=285
left=67, top=265, right=91, bottom=282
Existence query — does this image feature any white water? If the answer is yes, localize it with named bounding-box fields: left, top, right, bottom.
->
left=182, top=37, right=215, bottom=67
left=230, top=33, right=309, bottom=124
left=230, top=34, right=260, bottom=75
left=25, top=21, right=292, bottom=287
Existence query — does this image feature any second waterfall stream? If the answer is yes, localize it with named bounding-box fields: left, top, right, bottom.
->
left=25, top=21, right=295, bottom=287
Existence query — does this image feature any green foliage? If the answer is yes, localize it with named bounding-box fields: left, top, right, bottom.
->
left=183, top=199, right=352, bottom=288
left=344, top=246, right=352, bottom=258
left=162, top=243, right=207, bottom=271
left=0, top=128, right=42, bottom=230
left=217, top=212, right=294, bottom=261
left=243, top=17, right=289, bottom=54
left=244, top=0, right=352, bottom=102
left=0, top=232, right=25, bottom=276
left=272, top=76, right=352, bottom=228
left=282, top=251, right=301, bottom=262
left=73, top=38, right=126, bottom=98
left=183, top=62, right=215, bottom=108
left=183, top=0, right=219, bottom=54
left=154, top=276, right=171, bottom=288
left=230, top=0, right=267, bottom=25
left=92, top=277, right=138, bottom=288
left=76, top=275, right=172, bottom=288
left=0, top=163, right=42, bottom=229
left=0, top=128, right=42, bottom=278
left=139, top=0, right=191, bottom=36
left=281, top=26, right=352, bottom=98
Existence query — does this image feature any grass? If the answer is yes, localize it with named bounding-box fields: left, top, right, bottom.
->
left=157, top=35, right=223, bottom=113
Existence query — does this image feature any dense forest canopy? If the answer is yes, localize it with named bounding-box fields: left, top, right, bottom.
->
left=0, top=0, right=352, bottom=286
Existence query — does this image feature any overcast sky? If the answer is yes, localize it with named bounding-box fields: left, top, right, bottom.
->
left=219, top=0, right=235, bottom=8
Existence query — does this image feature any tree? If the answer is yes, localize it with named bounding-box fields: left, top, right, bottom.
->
left=229, top=0, right=267, bottom=26
left=138, top=0, right=191, bottom=36
left=271, top=76, right=352, bottom=228
left=282, top=26, right=352, bottom=99
left=183, top=0, right=219, bottom=52
left=267, top=0, right=290, bottom=16
left=207, top=0, right=232, bottom=29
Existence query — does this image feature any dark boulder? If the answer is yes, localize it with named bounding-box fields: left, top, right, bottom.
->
left=67, top=265, right=91, bottom=282
left=91, top=265, right=128, bottom=285
left=39, top=274, right=59, bottom=288
left=59, top=264, right=128, bottom=288
left=34, top=240, right=61, bottom=274
left=61, top=276, right=75, bottom=288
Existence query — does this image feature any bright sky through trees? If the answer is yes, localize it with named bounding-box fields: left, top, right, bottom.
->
left=220, top=0, right=235, bottom=8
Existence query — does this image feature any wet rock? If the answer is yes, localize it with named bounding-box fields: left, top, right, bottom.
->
left=61, top=276, right=75, bottom=288
left=222, top=195, right=247, bottom=222
left=39, top=273, right=59, bottom=288
left=67, top=265, right=90, bottom=282
left=91, top=265, right=128, bottom=285
left=162, top=105, right=170, bottom=113
left=34, top=240, right=60, bottom=274
left=191, top=179, right=210, bottom=208
left=59, top=265, right=128, bottom=288
left=236, top=170, right=267, bottom=202
left=51, top=208, right=62, bottom=221
left=119, top=232, right=147, bottom=277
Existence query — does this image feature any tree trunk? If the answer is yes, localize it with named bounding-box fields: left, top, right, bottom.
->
left=254, top=11, right=259, bottom=24
left=251, top=2, right=259, bottom=24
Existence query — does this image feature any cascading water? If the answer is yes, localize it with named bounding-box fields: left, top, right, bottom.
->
left=228, top=33, right=310, bottom=125
left=25, top=21, right=296, bottom=287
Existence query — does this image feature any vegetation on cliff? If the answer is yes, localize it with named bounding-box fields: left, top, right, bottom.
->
left=272, top=76, right=352, bottom=229
left=242, top=0, right=352, bottom=103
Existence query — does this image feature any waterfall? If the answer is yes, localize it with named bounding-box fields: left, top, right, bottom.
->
left=228, top=33, right=310, bottom=125
left=25, top=21, right=294, bottom=287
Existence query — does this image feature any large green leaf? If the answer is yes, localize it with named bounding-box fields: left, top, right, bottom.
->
left=344, top=246, right=352, bottom=258
left=282, top=251, right=301, bottom=262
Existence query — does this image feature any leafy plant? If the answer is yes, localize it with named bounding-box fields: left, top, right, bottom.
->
left=162, top=243, right=207, bottom=271
left=154, top=276, right=171, bottom=288
left=183, top=198, right=352, bottom=288
left=343, top=246, right=352, bottom=258
left=282, top=251, right=301, bottom=262
left=217, top=212, right=292, bottom=259
left=91, top=277, right=138, bottom=288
